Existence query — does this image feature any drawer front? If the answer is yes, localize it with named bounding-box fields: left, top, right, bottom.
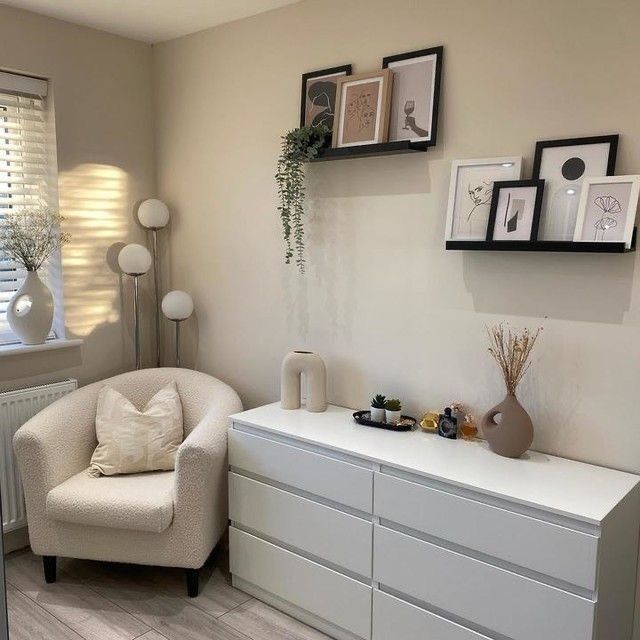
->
left=229, top=473, right=372, bottom=577
left=229, top=428, right=373, bottom=513
left=373, top=525, right=595, bottom=640
left=374, top=472, right=598, bottom=590
left=372, top=590, right=491, bottom=640
left=230, top=527, right=372, bottom=639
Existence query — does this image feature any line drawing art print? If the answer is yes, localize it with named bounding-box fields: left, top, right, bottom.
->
left=593, top=195, right=621, bottom=240
left=467, top=182, right=493, bottom=221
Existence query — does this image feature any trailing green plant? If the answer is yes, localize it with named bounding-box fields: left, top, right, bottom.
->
left=385, top=398, right=402, bottom=411
left=0, top=207, right=70, bottom=271
left=371, top=394, right=386, bottom=409
left=275, top=125, right=329, bottom=272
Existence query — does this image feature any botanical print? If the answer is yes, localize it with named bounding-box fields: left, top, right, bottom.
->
left=304, top=74, right=344, bottom=129
left=387, top=55, right=435, bottom=142
left=592, top=195, right=621, bottom=240
left=342, top=81, right=381, bottom=145
left=578, top=181, right=632, bottom=243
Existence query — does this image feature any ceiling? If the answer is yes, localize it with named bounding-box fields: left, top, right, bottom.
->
left=1, top=0, right=303, bottom=43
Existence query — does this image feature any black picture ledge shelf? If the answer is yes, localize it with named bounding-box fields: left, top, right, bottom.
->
left=446, top=231, right=637, bottom=254
left=311, top=140, right=428, bottom=162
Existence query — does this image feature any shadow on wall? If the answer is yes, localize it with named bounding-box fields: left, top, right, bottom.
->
left=463, top=251, right=635, bottom=323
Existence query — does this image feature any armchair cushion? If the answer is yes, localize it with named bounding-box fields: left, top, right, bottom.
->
left=46, top=469, right=175, bottom=533
left=89, top=382, right=184, bottom=477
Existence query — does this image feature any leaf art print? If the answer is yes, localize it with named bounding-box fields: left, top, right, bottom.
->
left=593, top=195, right=621, bottom=241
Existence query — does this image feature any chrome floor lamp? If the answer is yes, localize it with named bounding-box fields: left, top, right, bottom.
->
left=138, top=199, right=170, bottom=368
left=118, top=243, right=152, bottom=370
left=162, top=290, right=193, bottom=367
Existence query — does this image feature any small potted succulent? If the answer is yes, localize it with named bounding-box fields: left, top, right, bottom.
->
left=384, top=398, right=402, bottom=425
left=369, top=394, right=386, bottom=422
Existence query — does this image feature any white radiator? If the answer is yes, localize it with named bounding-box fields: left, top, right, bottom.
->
left=0, top=379, right=77, bottom=532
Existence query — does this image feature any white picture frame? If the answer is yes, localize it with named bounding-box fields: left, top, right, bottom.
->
left=573, top=175, right=640, bottom=248
left=445, top=157, right=523, bottom=241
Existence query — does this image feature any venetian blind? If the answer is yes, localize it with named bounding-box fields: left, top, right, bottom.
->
left=0, top=71, right=60, bottom=344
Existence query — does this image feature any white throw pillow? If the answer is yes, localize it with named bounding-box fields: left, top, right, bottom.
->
left=89, top=382, right=184, bottom=477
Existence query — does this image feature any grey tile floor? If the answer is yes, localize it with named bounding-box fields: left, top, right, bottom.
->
left=5, top=548, right=330, bottom=640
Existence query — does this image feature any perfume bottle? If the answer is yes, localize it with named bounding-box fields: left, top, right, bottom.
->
left=460, top=415, right=478, bottom=440
left=438, top=407, right=458, bottom=439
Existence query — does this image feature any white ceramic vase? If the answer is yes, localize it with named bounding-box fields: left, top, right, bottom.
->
left=281, top=351, right=327, bottom=413
left=385, top=409, right=402, bottom=425
left=7, top=271, right=54, bottom=345
left=369, top=406, right=385, bottom=422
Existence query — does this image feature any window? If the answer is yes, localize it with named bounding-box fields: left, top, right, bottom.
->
left=0, top=71, right=63, bottom=345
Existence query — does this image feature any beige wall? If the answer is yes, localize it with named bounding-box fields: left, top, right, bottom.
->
left=154, top=0, right=640, bottom=471
left=155, top=2, right=640, bottom=625
left=0, top=4, right=156, bottom=391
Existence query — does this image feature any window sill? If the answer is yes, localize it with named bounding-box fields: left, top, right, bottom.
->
left=0, top=338, right=83, bottom=357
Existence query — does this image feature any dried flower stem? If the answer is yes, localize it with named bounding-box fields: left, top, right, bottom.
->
left=0, top=208, right=70, bottom=271
left=487, top=323, right=541, bottom=395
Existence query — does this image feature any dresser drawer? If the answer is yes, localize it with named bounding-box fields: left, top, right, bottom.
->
left=229, top=472, right=372, bottom=577
left=229, top=428, right=373, bottom=512
left=374, top=472, right=598, bottom=590
left=373, top=525, right=594, bottom=640
left=230, top=527, right=372, bottom=639
left=372, top=590, right=490, bottom=640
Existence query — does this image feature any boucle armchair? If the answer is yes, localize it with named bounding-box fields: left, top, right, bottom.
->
left=13, top=368, right=242, bottom=597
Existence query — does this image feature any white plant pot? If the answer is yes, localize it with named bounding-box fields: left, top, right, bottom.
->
left=370, top=406, right=385, bottom=422
left=7, top=271, right=54, bottom=345
left=385, top=409, right=402, bottom=425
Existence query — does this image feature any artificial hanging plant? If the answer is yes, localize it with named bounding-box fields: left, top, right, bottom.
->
left=276, top=125, right=329, bottom=273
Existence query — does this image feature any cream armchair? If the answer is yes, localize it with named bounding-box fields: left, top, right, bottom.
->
left=13, top=368, right=242, bottom=597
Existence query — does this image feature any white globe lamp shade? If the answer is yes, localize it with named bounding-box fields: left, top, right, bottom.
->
left=138, top=199, right=170, bottom=229
left=162, top=290, right=194, bottom=321
left=118, top=243, right=152, bottom=275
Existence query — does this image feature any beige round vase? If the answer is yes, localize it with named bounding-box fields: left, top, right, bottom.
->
left=481, top=394, right=533, bottom=458
left=7, top=270, right=54, bottom=345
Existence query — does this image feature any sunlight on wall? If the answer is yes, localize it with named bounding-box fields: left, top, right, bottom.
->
left=58, top=164, right=129, bottom=337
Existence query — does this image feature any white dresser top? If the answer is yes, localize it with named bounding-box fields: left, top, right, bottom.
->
left=231, top=403, right=639, bottom=524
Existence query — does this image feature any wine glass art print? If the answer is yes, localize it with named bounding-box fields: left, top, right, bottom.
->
left=383, top=46, right=443, bottom=145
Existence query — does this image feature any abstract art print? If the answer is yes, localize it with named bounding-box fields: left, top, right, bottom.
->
left=332, top=70, right=393, bottom=148
left=445, top=157, right=522, bottom=241
left=532, top=135, right=618, bottom=241
left=573, top=175, right=639, bottom=248
left=383, top=46, right=443, bottom=145
left=486, top=180, right=544, bottom=241
left=300, top=64, right=352, bottom=133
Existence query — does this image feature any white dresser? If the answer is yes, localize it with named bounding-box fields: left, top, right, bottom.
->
left=228, top=404, right=640, bottom=640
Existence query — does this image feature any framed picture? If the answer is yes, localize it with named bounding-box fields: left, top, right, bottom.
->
left=300, top=64, right=352, bottom=132
left=532, top=135, right=618, bottom=241
left=382, top=46, right=443, bottom=146
left=445, top=157, right=522, bottom=241
left=332, top=69, right=393, bottom=148
left=573, top=175, right=639, bottom=248
left=486, top=179, right=545, bottom=241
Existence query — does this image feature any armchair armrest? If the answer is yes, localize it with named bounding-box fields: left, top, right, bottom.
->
left=174, top=386, right=242, bottom=558
left=14, top=382, right=100, bottom=503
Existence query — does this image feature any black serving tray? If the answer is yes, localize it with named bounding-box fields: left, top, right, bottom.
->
left=353, top=410, right=416, bottom=432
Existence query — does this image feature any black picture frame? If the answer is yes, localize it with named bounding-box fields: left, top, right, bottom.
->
left=532, top=134, right=619, bottom=179
left=382, top=45, right=443, bottom=147
left=486, top=179, right=545, bottom=241
left=299, top=64, right=352, bottom=130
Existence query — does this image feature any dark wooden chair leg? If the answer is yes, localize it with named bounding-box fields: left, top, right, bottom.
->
left=186, top=568, right=199, bottom=597
left=43, top=556, right=57, bottom=584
